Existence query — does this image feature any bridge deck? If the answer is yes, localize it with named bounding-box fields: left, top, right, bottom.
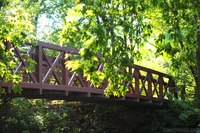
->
left=0, top=41, right=174, bottom=104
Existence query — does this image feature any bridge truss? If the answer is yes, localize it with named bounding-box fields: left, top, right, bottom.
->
left=0, top=41, right=175, bottom=104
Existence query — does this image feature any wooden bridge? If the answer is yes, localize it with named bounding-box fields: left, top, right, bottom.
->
left=0, top=41, right=175, bottom=104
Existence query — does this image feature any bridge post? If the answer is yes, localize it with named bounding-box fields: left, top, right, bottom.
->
left=158, top=76, right=164, bottom=102
left=134, top=68, right=140, bottom=100
left=35, top=42, right=43, bottom=94
left=63, top=51, right=69, bottom=96
left=147, top=72, right=153, bottom=102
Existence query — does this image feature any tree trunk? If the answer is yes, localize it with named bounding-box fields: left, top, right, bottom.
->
left=196, top=29, right=200, bottom=98
left=180, top=85, right=186, bottom=100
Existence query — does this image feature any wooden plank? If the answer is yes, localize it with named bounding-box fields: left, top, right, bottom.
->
left=68, top=72, right=76, bottom=86
left=134, top=65, right=170, bottom=78
left=133, top=68, right=140, bottom=98
left=147, top=72, right=153, bottom=100
left=38, top=41, right=79, bottom=54
left=41, top=84, right=66, bottom=90
left=68, top=86, right=104, bottom=94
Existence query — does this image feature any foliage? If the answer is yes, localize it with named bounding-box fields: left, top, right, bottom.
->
left=151, top=99, right=200, bottom=133
left=3, top=98, right=199, bottom=133
left=0, top=0, right=37, bottom=94
left=0, top=98, right=79, bottom=133
left=36, top=0, right=76, bottom=43
left=61, top=0, right=153, bottom=96
left=58, top=0, right=200, bottom=97
left=0, top=99, right=167, bottom=133
left=152, top=0, right=200, bottom=98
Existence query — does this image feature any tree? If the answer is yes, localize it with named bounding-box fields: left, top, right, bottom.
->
left=152, top=0, right=200, bottom=99
left=36, top=0, right=75, bottom=43
left=59, top=0, right=200, bottom=98
left=0, top=0, right=72, bottom=94
left=60, top=0, right=152, bottom=96
left=0, top=0, right=38, bottom=93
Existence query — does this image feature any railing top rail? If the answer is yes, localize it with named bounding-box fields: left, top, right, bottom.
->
left=38, top=41, right=79, bottom=54
left=133, top=65, right=171, bottom=78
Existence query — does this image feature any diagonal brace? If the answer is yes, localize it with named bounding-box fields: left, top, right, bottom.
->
left=42, top=52, right=64, bottom=83
left=14, top=47, right=37, bottom=83
left=14, top=47, right=34, bottom=74
left=42, top=51, right=62, bottom=85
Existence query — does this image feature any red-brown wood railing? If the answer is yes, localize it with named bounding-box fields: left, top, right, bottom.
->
left=0, top=41, right=175, bottom=103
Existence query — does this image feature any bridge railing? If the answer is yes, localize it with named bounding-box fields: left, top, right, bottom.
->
left=0, top=41, right=174, bottom=102
left=125, top=65, right=173, bottom=102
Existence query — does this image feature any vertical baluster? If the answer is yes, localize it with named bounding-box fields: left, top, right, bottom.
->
left=158, top=75, right=164, bottom=102
left=63, top=51, right=68, bottom=96
left=147, top=72, right=153, bottom=101
left=127, top=66, right=132, bottom=94
left=35, top=42, right=43, bottom=94
left=134, top=67, right=140, bottom=100
left=23, top=73, right=28, bottom=82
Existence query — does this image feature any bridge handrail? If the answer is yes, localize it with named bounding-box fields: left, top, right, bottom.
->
left=0, top=41, right=175, bottom=102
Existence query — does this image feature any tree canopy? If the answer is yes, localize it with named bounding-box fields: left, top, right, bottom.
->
left=0, top=0, right=38, bottom=93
